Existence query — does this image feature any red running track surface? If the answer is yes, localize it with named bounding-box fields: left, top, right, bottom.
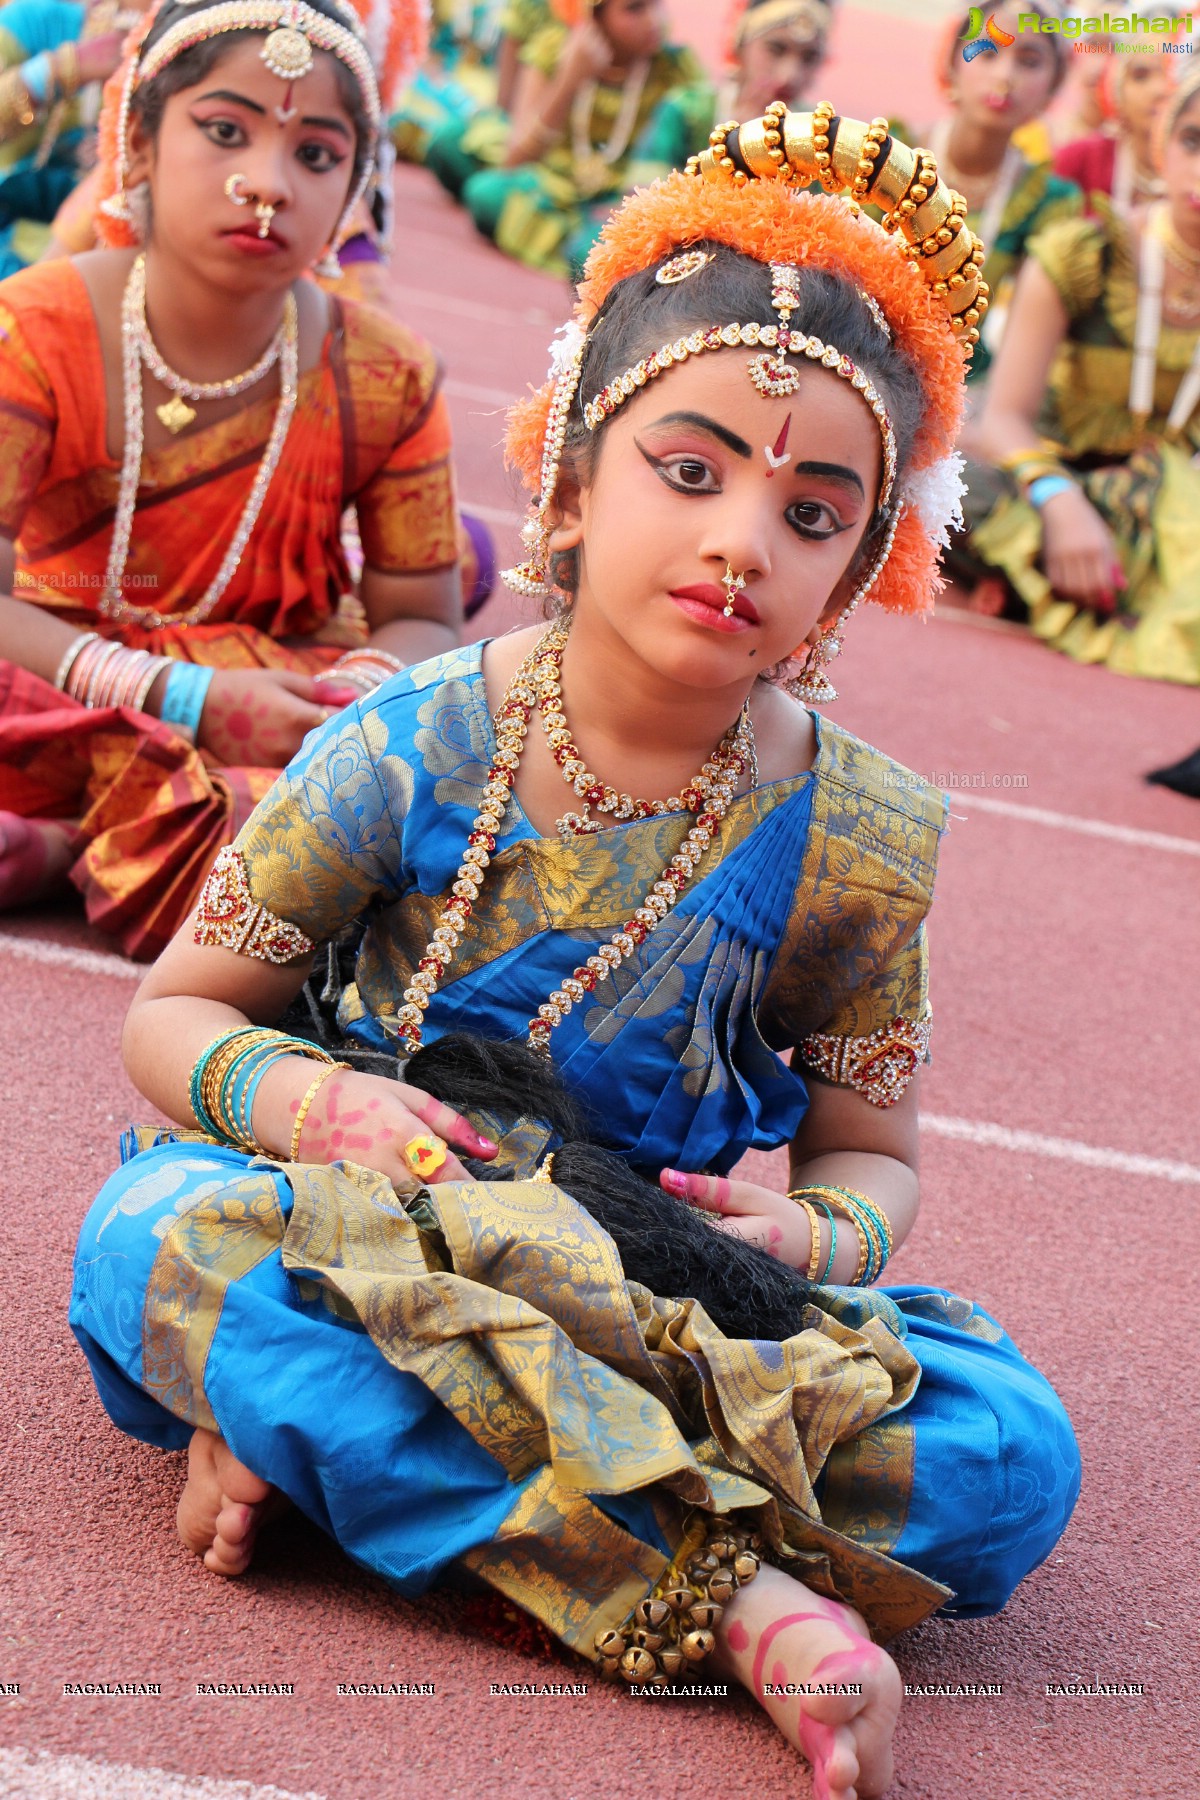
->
left=3, top=119, right=1199, bottom=1800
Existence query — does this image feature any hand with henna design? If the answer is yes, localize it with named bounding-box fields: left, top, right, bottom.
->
left=660, top=1168, right=804, bottom=1267
left=255, top=1061, right=497, bottom=1187
left=191, top=669, right=346, bottom=767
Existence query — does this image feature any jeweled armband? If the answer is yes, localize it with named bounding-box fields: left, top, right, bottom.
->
left=194, top=845, right=316, bottom=964
left=798, top=1006, right=932, bottom=1109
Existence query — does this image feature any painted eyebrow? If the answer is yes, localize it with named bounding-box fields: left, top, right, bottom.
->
left=791, top=460, right=865, bottom=500
left=195, top=89, right=267, bottom=113
left=195, top=91, right=351, bottom=138
left=646, top=411, right=753, bottom=458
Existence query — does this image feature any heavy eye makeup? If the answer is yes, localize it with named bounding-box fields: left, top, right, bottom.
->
left=191, top=108, right=348, bottom=173
left=633, top=435, right=860, bottom=541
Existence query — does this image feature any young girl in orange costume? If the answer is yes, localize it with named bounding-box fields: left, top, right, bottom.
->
left=71, top=109, right=1079, bottom=1800
left=0, top=0, right=477, bottom=957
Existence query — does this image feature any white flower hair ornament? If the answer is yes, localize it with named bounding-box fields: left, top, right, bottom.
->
left=897, top=451, right=967, bottom=554
left=547, top=316, right=587, bottom=380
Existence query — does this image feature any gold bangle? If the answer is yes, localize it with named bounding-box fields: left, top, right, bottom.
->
left=289, top=1061, right=348, bottom=1163
left=799, top=1183, right=894, bottom=1264
left=790, top=1198, right=823, bottom=1280
left=53, top=42, right=79, bottom=100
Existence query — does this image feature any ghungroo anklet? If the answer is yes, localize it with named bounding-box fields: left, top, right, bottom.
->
left=594, top=1523, right=762, bottom=1688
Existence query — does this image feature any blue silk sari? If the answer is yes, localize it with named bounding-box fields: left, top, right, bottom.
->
left=71, top=644, right=1080, bottom=1650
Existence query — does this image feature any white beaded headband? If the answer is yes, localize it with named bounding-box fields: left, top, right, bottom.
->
left=101, top=0, right=381, bottom=273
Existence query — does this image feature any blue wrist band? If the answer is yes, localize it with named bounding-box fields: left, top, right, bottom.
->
left=1027, top=474, right=1075, bottom=510
left=160, top=663, right=215, bottom=741
left=20, top=52, right=54, bottom=104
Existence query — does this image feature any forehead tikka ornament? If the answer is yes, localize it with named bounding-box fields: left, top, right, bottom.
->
left=581, top=260, right=898, bottom=512
left=503, top=104, right=987, bottom=601
left=100, top=0, right=380, bottom=272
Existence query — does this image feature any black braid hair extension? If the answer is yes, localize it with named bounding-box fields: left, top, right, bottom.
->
left=277, top=940, right=819, bottom=1342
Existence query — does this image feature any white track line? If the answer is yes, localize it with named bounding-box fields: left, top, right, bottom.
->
left=0, top=934, right=141, bottom=979
left=922, top=1114, right=1200, bottom=1185
left=0, top=1748, right=327, bottom=1800
left=4, top=936, right=1195, bottom=1180
left=960, top=794, right=1200, bottom=858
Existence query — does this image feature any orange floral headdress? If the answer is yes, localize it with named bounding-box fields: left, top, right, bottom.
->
left=505, top=105, right=984, bottom=623
left=549, top=0, right=597, bottom=23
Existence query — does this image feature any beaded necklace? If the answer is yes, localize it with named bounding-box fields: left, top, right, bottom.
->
left=395, top=621, right=755, bottom=1056
left=536, top=624, right=751, bottom=836
left=571, top=58, right=651, bottom=197
left=132, top=256, right=290, bottom=436
left=1130, top=203, right=1200, bottom=435
left=100, top=255, right=299, bottom=630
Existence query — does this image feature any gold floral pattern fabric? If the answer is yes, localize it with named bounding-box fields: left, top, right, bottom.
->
left=271, top=1159, right=949, bottom=1643
left=231, top=646, right=947, bottom=1169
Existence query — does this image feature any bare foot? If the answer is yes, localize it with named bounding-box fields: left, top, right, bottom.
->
left=176, top=1427, right=287, bottom=1576
left=714, top=1562, right=902, bottom=1800
left=0, top=812, right=73, bottom=910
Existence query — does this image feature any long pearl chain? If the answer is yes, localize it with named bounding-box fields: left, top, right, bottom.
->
left=394, top=621, right=755, bottom=1056
left=100, top=255, right=299, bottom=630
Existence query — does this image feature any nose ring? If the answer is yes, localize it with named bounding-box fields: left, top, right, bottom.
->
left=722, top=565, right=747, bottom=618
left=255, top=201, right=276, bottom=239
left=224, top=173, right=251, bottom=205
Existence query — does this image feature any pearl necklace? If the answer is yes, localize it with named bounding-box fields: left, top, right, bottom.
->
left=1131, top=203, right=1200, bottom=435
left=571, top=58, right=650, bottom=196
left=537, top=627, right=750, bottom=836
left=394, top=621, right=755, bottom=1056
left=928, top=122, right=1021, bottom=258
left=131, top=253, right=288, bottom=434
left=101, top=255, right=299, bottom=630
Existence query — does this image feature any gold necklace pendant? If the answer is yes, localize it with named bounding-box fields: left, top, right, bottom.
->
left=155, top=395, right=197, bottom=435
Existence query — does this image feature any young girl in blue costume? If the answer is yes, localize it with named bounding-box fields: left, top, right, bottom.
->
left=71, top=106, right=1080, bottom=1800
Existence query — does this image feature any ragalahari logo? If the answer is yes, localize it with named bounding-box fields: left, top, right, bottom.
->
left=961, top=8, right=1017, bottom=58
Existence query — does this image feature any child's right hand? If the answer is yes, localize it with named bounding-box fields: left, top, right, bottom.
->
left=194, top=669, right=341, bottom=766
left=280, top=1066, right=498, bottom=1188
left=1039, top=486, right=1126, bottom=615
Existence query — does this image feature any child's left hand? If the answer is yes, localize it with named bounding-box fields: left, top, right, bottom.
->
left=659, top=1169, right=808, bottom=1270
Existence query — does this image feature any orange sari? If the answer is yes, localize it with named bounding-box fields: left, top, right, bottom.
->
left=0, top=259, right=458, bottom=957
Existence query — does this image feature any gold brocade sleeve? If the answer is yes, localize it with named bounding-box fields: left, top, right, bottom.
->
left=0, top=294, right=56, bottom=540
left=228, top=703, right=412, bottom=948
left=762, top=722, right=946, bottom=1106
left=338, top=303, right=459, bottom=576
left=1028, top=212, right=1107, bottom=322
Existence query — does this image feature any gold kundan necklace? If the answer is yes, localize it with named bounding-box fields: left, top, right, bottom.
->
left=536, top=623, right=754, bottom=837
left=395, top=620, right=756, bottom=1055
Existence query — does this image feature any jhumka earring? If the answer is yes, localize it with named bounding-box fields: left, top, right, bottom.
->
left=722, top=565, right=747, bottom=618
left=313, top=244, right=343, bottom=279
left=790, top=627, right=843, bottom=704
left=788, top=502, right=903, bottom=705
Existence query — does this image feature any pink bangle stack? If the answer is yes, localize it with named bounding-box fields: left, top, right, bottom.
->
left=54, top=631, right=173, bottom=712
left=328, top=647, right=407, bottom=696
